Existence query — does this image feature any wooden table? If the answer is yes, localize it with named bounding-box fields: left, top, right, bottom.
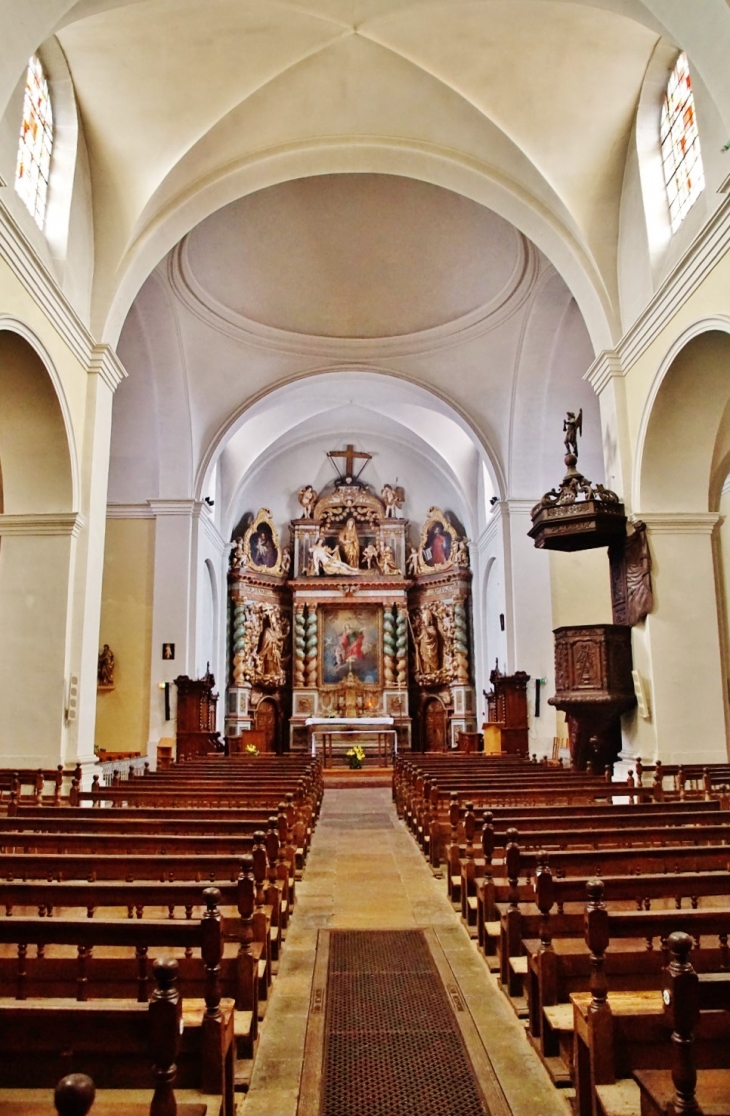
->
left=305, top=718, right=397, bottom=767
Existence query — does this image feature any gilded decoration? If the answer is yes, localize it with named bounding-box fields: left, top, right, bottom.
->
left=232, top=601, right=290, bottom=688
left=313, top=484, right=385, bottom=527
left=409, top=600, right=469, bottom=686
left=410, top=508, right=469, bottom=575
left=239, top=508, right=288, bottom=577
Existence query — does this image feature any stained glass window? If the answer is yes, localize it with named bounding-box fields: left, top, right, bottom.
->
left=14, top=55, right=54, bottom=229
left=660, top=52, right=705, bottom=233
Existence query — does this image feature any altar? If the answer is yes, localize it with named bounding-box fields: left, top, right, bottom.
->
left=306, top=716, right=396, bottom=766
left=224, top=443, right=477, bottom=754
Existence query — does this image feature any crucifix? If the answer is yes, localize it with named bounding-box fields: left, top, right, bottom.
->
left=327, top=443, right=372, bottom=483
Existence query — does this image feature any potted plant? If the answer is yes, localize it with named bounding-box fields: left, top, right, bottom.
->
left=345, top=745, right=365, bottom=770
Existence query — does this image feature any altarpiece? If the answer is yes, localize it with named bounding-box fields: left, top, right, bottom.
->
left=225, top=447, right=477, bottom=753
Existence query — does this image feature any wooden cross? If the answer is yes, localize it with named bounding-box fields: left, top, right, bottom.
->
left=327, top=443, right=372, bottom=480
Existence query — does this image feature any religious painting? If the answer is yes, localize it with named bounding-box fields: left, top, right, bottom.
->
left=320, top=605, right=381, bottom=686
left=162, top=642, right=175, bottom=660
left=418, top=508, right=458, bottom=571
left=242, top=508, right=285, bottom=575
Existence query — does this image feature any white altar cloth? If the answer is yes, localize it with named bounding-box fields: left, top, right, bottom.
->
left=305, top=717, right=396, bottom=762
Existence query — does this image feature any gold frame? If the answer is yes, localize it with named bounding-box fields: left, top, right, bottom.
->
left=417, top=507, right=458, bottom=572
left=318, top=604, right=383, bottom=690
left=243, top=508, right=286, bottom=576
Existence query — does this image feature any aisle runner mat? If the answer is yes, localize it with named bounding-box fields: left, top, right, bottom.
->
left=298, top=929, right=510, bottom=1116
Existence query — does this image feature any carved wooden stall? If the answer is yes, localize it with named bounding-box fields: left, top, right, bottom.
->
left=174, top=671, right=222, bottom=760
left=482, top=665, right=530, bottom=755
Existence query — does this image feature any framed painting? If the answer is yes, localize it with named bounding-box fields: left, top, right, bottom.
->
left=320, top=605, right=381, bottom=687
left=419, top=507, right=458, bottom=570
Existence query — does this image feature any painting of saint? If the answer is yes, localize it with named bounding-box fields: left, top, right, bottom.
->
left=250, top=522, right=278, bottom=569
left=322, top=607, right=380, bottom=685
left=423, top=522, right=452, bottom=567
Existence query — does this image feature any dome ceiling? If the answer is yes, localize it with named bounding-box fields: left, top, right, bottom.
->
left=183, top=174, right=524, bottom=338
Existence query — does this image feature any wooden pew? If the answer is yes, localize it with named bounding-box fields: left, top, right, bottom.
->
left=520, top=864, right=730, bottom=1063
left=0, top=898, right=235, bottom=1112
left=572, top=886, right=730, bottom=1116
left=632, top=932, right=730, bottom=1116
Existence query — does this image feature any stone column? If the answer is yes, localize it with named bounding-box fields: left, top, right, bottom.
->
left=497, top=499, right=558, bottom=755
left=636, top=513, right=727, bottom=763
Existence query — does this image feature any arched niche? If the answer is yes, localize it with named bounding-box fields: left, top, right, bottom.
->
left=638, top=328, right=730, bottom=514
left=634, top=324, right=730, bottom=762
left=0, top=329, right=73, bottom=514
left=0, top=327, right=77, bottom=765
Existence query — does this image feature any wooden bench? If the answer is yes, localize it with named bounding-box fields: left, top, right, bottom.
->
left=0, top=890, right=235, bottom=1112
left=573, top=887, right=730, bottom=1116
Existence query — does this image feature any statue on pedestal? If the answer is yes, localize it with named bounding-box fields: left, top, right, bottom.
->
left=98, top=644, right=115, bottom=687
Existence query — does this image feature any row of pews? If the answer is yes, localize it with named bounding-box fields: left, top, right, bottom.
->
left=0, top=752, right=323, bottom=1114
left=395, top=752, right=730, bottom=1116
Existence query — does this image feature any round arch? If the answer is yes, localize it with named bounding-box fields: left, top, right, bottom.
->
left=0, top=320, right=77, bottom=513
left=634, top=318, right=730, bottom=513
left=196, top=366, right=505, bottom=530
left=103, top=147, right=617, bottom=353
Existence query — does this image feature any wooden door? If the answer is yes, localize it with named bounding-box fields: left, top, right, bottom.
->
left=423, top=698, right=447, bottom=752
left=255, top=700, right=278, bottom=753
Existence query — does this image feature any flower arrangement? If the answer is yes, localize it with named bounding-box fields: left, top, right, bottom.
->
left=245, top=743, right=259, bottom=756
left=345, top=745, right=365, bottom=770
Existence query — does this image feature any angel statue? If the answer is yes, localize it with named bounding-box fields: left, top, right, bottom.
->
left=563, top=409, right=582, bottom=458
left=298, top=485, right=317, bottom=519
left=381, top=483, right=405, bottom=518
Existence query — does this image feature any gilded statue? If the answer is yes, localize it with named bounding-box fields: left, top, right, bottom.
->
left=98, top=644, right=115, bottom=686
left=230, top=537, right=248, bottom=570
left=378, top=544, right=399, bottom=575
left=298, top=485, right=317, bottom=518
left=257, top=612, right=285, bottom=678
left=415, top=609, right=440, bottom=675
left=338, top=517, right=360, bottom=568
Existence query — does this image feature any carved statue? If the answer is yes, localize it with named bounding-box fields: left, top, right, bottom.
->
left=257, top=613, right=285, bottom=678
left=362, top=542, right=379, bottom=569
left=338, top=517, right=360, bottom=568
left=415, top=608, right=441, bottom=675
left=281, top=547, right=291, bottom=575
left=230, top=537, right=248, bottom=570
left=98, top=644, right=115, bottom=686
left=381, top=484, right=404, bottom=518
left=563, top=409, right=583, bottom=458
left=298, top=485, right=317, bottom=518
left=378, top=544, right=400, bottom=575
left=452, top=538, right=470, bottom=567
left=407, top=546, right=420, bottom=577
left=309, top=537, right=359, bottom=576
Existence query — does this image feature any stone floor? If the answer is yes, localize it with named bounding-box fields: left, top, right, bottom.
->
left=241, top=787, right=571, bottom=1116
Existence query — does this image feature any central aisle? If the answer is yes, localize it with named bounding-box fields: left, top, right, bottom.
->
left=241, top=788, right=570, bottom=1116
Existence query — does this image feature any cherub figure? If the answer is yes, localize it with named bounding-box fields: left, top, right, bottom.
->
left=407, top=546, right=420, bottom=577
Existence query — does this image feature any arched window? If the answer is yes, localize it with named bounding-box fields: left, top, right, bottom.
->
left=660, top=52, right=705, bottom=233
left=14, top=54, right=54, bottom=229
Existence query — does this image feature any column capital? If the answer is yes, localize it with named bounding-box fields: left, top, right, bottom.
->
left=639, top=511, right=721, bottom=536
left=148, top=499, right=203, bottom=518
left=0, top=511, right=85, bottom=537
left=88, top=344, right=128, bottom=393
left=584, top=349, right=625, bottom=396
